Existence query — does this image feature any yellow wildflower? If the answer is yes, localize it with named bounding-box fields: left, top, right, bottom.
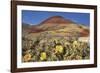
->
left=23, top=53, right=31, bottom=62
left=73, top=41, right=78, bottom=45
left=40, top=52, right=47, bottom=61
left=72, top=41, right=80, bottom=48
left=55, top=45, right=63, bottom=53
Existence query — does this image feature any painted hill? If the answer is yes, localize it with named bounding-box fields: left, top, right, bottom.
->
left=22, top=16, right=89, bottom=38
left=39, top=16, right=74, bottom=24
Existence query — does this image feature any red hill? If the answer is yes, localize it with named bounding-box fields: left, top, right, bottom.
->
left=39, top=16, right=75, bottom=25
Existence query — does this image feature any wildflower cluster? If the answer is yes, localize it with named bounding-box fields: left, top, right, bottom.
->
left=22, top=37, right=90, bottom=62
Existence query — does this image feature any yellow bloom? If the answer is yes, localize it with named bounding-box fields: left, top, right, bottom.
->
left=55, top=45, right=63, bottom=53
left=73, top=41, right=78, bottom=45
left=73, top=41, right=80, bottom=48
left=40, top=52, right=47, bottom=60
left=23, top=53, right=31, bottom=62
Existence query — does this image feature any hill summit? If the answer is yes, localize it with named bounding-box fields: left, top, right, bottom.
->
left=39, top=16, right=75, bottom=25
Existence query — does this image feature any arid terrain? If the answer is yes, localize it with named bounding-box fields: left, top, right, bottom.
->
left=22, top=16, right=90, bottom=62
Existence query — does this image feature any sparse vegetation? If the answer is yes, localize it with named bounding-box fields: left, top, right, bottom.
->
left=22, top=16, right=90, bottom=62
left=22, top=35, right=90, bottom=62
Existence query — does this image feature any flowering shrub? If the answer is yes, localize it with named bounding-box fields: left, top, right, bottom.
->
left=40, top=52, right=47, bottom=61
left=22, top=37, right=90, bottom=62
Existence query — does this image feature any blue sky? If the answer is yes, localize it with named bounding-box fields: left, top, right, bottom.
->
left=22, top=10, right=90, bottom=26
